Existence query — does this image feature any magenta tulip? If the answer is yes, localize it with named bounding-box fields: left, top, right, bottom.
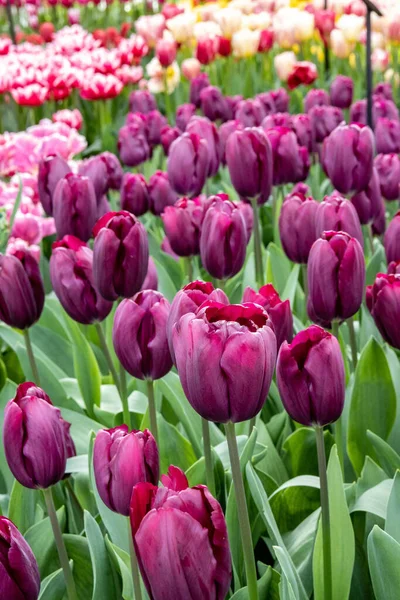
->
left=147, top=171, right=178, bottom=216
left=242, top=284, right=293, bottom=348
left=367, top=273, right=400, bottom=349
left=330, top=75, right=353, bottom=109
left=350, top=168, right=383, bottom=225
left=161, top=196, right=207, bottom=257
left=279, top=191, right=319, bottom=263
left=53, top=173, right=97, bottom=242
left=120, top=173, right=149, bottom=216
left=375, top=153, right=400, bottom=201
left=384, top=211, right=400, bottom=263
left=38, top=154, right=71, bottom=216
left=264, top=127, right=310, bottom=186
left=315, top=194, right=364, bottom=247
left=167, top=133, right=209, bottom=197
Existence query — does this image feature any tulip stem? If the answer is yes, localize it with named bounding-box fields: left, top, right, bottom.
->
left=201, top=418, right=216, bottom=496
left=43, top=487, right=78, bottom=600
left=95, top=323, right=129, bottom=420
left=128, top=520, right=143, bottom=600
left=146, top=379, right=159, bottom=447
left=225, top=421, right=258, bottom=600
left=302, top=264, right=308, bottom=303
left=330, top=321, right=345, bottom=474
left=347, top=318, right=358, bottom=370
left=23, top=329, right=40, bottom=385
left=250, top=196, right=263, bottom=288
left=119, top=365, right=132, bottom=430
left=185, top=256, right=193, bottom=283
left=315, top=425, right=332, bottom=600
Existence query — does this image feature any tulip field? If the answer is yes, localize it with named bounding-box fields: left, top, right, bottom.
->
left=1, top=0, right=400, bottom=598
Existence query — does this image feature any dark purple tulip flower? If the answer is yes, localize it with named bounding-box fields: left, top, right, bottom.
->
left=279, top=191, right=319, bottom=263
left=120, top=173, right=149, bottom=216
left=315, top=194, right=364, bottom=247
left=148, top=171, right=178, bottom=216
left=38, top=154, right=71, bottom=215
left=375, top=153, right=400, bottom=201
left=330, top=75, right=353, bottom=109
left=167, top=133, right=209, bottom=197
left=243, top=284, right=293, bottom=348
left=367, top=273, right=400, bottom=349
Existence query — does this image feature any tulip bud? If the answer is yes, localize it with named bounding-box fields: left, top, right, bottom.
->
left=93, top=211, right=149, bottom=301
left=118, top=123, right=151, bottom=168
left=330, top=75, right=353, bottom=109
left=366, top=273, right=400, bottom=349
left=0, top=249, right=44, bottom=330
left=262, top=112, right=293, bottom=130
left=0, top=516, right=40, bottom=600
left=129, top=90, right=157, bottom=114
left=173, top=302, right=277, bottom=422
left=350, top=168, right=383, bottom=225
left=277, top=325, right=345, bottom=426
left=200, top=85, right=231, bottom=122
left=372, top=199, right=386, bottom=236
left=167, top=133, right=209, bottom=197
left=234, top=99, right=266, bottom=128
left=167, top=280, right=228, bottom=360
left=141, top=257, right=158, bottom=291
left=130, top=466, right=231, bottom=599
left=226, top=127, right=272, bottom=205
left=242, top=284, right=293, bottom=348
left=161, top=196, right=207, bottom=257
left=78, top=152, right=122, bottom=202
left=200, top=197, right=248, bottom=280
left=4, top=382, right=75, bottom=489
left=148, top=170, right=178, bottom=216
left=196, top=37, right=218, bottom=65
left=186, top=116, right=221, bottom=177
left=375, top=153, right=400, bottom=201
left=322, top=123, right=374, bottom=194
left=93, top=426, right=159, bottom=516
left=387, top=261, right=400, bottom=275
left=279, top=191, right=319, bottom=263
left=113, top=290, right=172, bottom=380
left=265, top=127, right=310, bottom=186
left=374, top=82, right=393, bottom=101
left=350, top=97, right=399, bottom=127
left=219, top=119, right=243, bottom=165
left=120, top=173, right=149, bottom=216
left=315, top=194, right=364, bottom=247
left=309, top=105, right=344, bottom=144
left=50, top=236, right=112, bottom=325
left=38, top=154, right=71, bottom=216
left=304, top=88, right=330, bottom=113
left=181, top=57, right=201, bottom=80
left=375, top=118, right=400, bottom=154
left=53, top=174, right=97, bottom=242
left=291, top=113, right=315, bottom=153
left=160, top=125, right=180, bottom=155
left=266, top=88, right=289, bottom=113
left=384, top=211, right=400, bottom=263
left=308, top=231, right=365, bottom=323
left=175, top=103, right=196, bottom=132
left=156, top=38, right=177, bottom=67
left=190, top=73, right=210, bottom=108
left=146, top=110, right=168, bottom=146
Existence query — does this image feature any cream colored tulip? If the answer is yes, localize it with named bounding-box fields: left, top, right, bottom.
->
left=166, top=12, right=196, bottom=44
left=330, top=29, right=352, bottom=59
left=214, top=8, right=243, bottom=39
left=193, top=21, right=221, bottom=40
left=274, top=50, right=297, bottom=82
left=231, top=28, right=261, bottom=58
left=336, top=14, right=365, bottom=43
left=243, top=12, right=272, bottom=32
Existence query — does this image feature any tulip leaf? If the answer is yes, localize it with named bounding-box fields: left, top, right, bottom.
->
left=266, top=243, right=291, bottom=297
left=230, top=565, right=280, bottom=599
left=366, top=430, right=400, bottom=478
left=347, top=337, right=396, bottom=476
left=313, top=446, right=355, bottom=600
left=8, top=480, right=38, bottom=534
left=283, top=428, right=335, bottom=478
left=0, top=378, right=16, bottom=492
left=385, top=471, right=400, bottom=544
left=282, top=509, right=319, bottom=597
left=105, top=538, right=133, bottom=600
left=63, top=534, right=94, bottom=597
left=39, top=567, right=66, bottom=600
left=351, top=479, right=392, bottom=519
left=25, top=507, right=65, bottom=577
left=84, top=510, right=120, bottom=600
left=367, top=526, right=400, bottom=600
left=281, top=263, right=300, bottom=309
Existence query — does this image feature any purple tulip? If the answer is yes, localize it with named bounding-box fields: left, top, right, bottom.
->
left=265, top=127, right=310, bottom=186
left=329, top=75, right=353, bottom=109
left=243, top=284, right=293, bottom=348
left=93, top=211, right=149, bottom=301
left=78, top=152, right=123, bottom=202
left=53, top=173, right=97, bottom=242
left=259, top=88, right=289, bottom=113
left=186, top=116, right=221, bottom=177
left=3, top=382, right=75, bottom=489
left=141, top=257, right=158, bottom=291
left=234, top=99, right=265, bottom=128
left=322, top=123, right=374, bottom=194
left=118, top=123, right=151, bottom=168
left=147, top=171, right=178, bottom=216
left=309, top=105, right=343, bottom=144
left=350, top=168, right=383, bottom=225
left=375, top=118, right=400, bottom=154
left=0, top=516, right=40, bottom=600
left=173, top=302, right=277, bottom=422
left=225, top=128, right=272, bottom=205
left=219, top=119, right=243, bottom=164
left=372, top=199, right=386, bottom=236
left=308, top=231, right=365, bottom=322
left=262, top=112, right=293, bottom=130
left=225, top=94, right=243, bottom=116
left=367, top=273, right=400, bottom=349
left=130, top=466, right=231, bottom=600
left=279, top=191, right=319, bottom=263
left=50, top=235, right=112, bottom=325
left=0, top=249, right=44, bottom=330
left=161, top=196, right=207, bottom=257
left=304, top=88, right=330, bottom=113
left=291, top=113, right=315, bottom=153
left=167, top=280, right=228, bottom=359
left=190, top=73, right=210, bottom=108
left=388, top=261, right=400, bottom=275
left=38, top=154, right=71, bottom=216
left=375, top=153, right=400, bottom=201
left=175, top=103, right=196, bottom=132
left=374, top=82, right=393, bottom=101
left=277, top=325, right=345, bottom=426
left=167, top=132, right=209, bottom=197
left=384, top=211, right=400, bottom=263
left=146, top=110, right=168, bottom=146
left=93, top=426, right=159, bottom=516
left=113, top=290, right=172, bottom=380
left=199, top=197, right=247, bottom=280
left=120, top=172, right=149, bottom=216
left=200, top=85, right=231, bottom=122
left=350, top=97, right=399, bottom=126
left=129, top=90, right=157, bottom=114
left=160, top=125, right=180, bottom=156
left=315, top=194, right=364, bottom=247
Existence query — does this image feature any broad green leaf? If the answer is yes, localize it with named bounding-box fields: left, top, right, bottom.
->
left=365, top=245, right=386, bottom=286
left=355, top=456, right=388, bottom=499
left=8, top=481, right=37, bottom=533
left=351, top=479, right=392, bottom=519
left=367, top=526, right=400, bottom=600
left=283, top=428, right=334, bottom=478
left=279, top=573, right=297, bottom=600
left=63, top=534, right=93, bottom=598
left=348, top=338, right=396, bottom=475
left=60, top=408, right=102, bottom=455
left=281, top=263, right=300, bottom=309
left=30, top=325, right=74, bottom=377
left=84, top=510, right=119, bottom=600
left=266, top=243, right=291, bottom=296
left=274, top=545, right=307, bottom=600
left=39, top=567, right=66, bottom=600
left=25, top=507, right=66, bottom=577
left=231, top=565, right=280, bottom=599
left=366, top=431, right=400, bottom=478
left=385, top=471, right=400, bottom=544
left=0, top=379, right=16, bottom=492
left=313, top=446, right=355, bottom=600
left=105, top=538, right=133, bottom=600
left=283, top=510, right=319, bottom=597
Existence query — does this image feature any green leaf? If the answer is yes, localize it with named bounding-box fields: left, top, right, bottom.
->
left=39, top=567, right=66, bottom=600
left=367, top=526, right=400, bottom=600
left=274, top=546, right=307, bottom=600
left=61, top=408, right=102, bottom=455
left=348, top=338, right=396, bottom=475
left=365, top=245, right=386, bottom=286
left=29, top=325, right=74, bottom=377
left=8, top=481, right=38, bottom=533
left=281, top=263, right=300, bottom=309
left=366, top=431, right=400, bottom=478
left=63, top=534, right=94, bottom=598
left=25, top=507, right=66, bottom=577
left=351, top=479, right=392, bottom=519
left=154, top=416, right=197, bottom=475
left=266, top=243, right=291, bottom=296
left=313, top=446, right=355, bottom=600
left=385, top=471, right=400, bottom=543
left=283, top=428, right=334, bottom=478
left=64, top=318, right=101, bottom=417
left=0, top=379, right=16, bottom=492
left=283, top=510, right=319, bottom=597
left=84, top=510, right=119, bottom=600
left=231, top=565, right=280, bottom=599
